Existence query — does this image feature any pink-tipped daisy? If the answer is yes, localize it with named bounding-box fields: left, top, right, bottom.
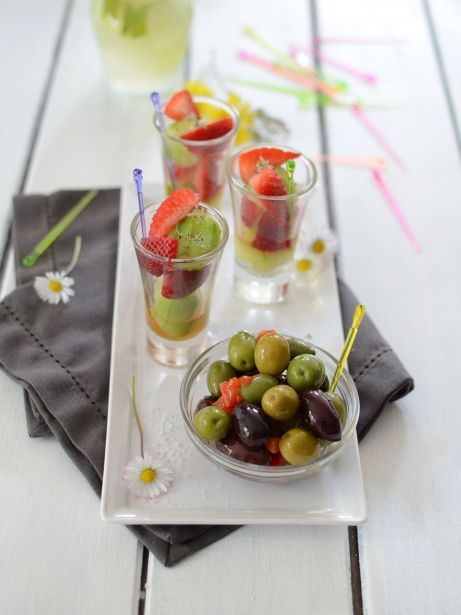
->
left=122, top=454, right=173, bottom=501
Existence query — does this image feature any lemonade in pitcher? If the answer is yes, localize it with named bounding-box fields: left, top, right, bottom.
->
left=91, top=0, right=193, bottom=95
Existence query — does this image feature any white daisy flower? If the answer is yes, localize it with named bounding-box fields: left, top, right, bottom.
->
left=122, top=454, right=174, bottom=501
left=295, top=226, right=338, bottom=282
left=33, top=271, right=75, bottom=305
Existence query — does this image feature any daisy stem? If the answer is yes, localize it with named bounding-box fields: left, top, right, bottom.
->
left=130, top=375, right=144, bottom=458
left=64, top=235, right=82, bottom=275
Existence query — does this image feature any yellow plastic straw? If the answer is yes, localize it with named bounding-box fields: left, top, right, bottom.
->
left=329, top=304, right=366, bottom=393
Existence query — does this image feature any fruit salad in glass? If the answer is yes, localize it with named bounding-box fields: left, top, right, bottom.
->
left=131, top=188, right=228, bottom=366
left=154, top=90, right=239, bottom=208
left=227, top=145, right=317, bottom=304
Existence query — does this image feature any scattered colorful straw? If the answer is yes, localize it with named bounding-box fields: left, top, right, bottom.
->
left=291, top=45, right=377, bottom=85
left=372, top=169, right=421, bottom=252
left=312, top=154, right=386, bottom=170
left=22, top=190, right=98, bottom=268
left=312, top=36, right=406, bottom=46
left=238, top=50, right=341, bottom=98
left=352, top=104, right=407, bottom=172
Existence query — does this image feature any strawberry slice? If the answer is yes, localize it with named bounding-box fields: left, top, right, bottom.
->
left=252, top=236, right=291, bottom=252
left=241, top=196, right=263, bottom=227
left=239, top=147, right=300, bottom=182
left=164, top=90, right=199, bottom=120
left=181, top=118, right=233, bottom=141
left=194, top=156, right=220, bottom=201
left=173, top=164, right=196, bottom=184
left=256, top=329, right=276, bottom=340
left=137, top=237, right=178, bottom=276
left=149, top=189, right=199, bottom=237
left=249, top=166, right=287, bottom=197
left=161, top=265, right=210, bottom=299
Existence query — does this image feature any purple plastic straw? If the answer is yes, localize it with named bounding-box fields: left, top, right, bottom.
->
left=150, top=91, right=177, bottom=190
left=133, top=168, right=147, bottom=238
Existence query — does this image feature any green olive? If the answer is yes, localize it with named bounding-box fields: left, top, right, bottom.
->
left=241, top=374, right=279, bottom=404
left=325, top=391, right=347, bottom=426
left=194, top=406, right=231, bottom=441
left=279, top=428, right=320, bottom=465
left=207, top=360, right=237, bottom=397
left=261, top=385, right=300, bottom=421
left=254, top=333, right=290, bottom=376
left=286, top=337, right=316, bottom=359
left=286, top=354, right=326, bottom=393
left=227, top=330, right=256, bottom=372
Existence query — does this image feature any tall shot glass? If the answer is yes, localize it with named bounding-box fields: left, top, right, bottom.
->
left=227, top=145, right=318, bottom=304
left=153, top=96, right=239, bottom=209
left=130, top=202, right=229, bottom=367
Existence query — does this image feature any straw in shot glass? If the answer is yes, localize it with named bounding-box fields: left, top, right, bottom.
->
left=133, top=168, right=146, bottom=238
left=150, top=91, right=177, bottom=191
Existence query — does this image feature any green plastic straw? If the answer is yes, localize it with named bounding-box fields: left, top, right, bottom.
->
left=22, top=190, right=98, bottom=268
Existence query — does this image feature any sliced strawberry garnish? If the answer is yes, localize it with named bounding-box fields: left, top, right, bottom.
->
left=181, top=118, right=233, bottom=141
left=239, top=147, right=300, bottom=182
left=164, top=90, right=199, bottom=120
left=249, top=166, right=287, bottom=197
left=241, top=196, right=263, bottom=227
left=173, top=164, right=196, bottom=183
left=149, top=189, right=199, bottom=237
left=137, top=237, right=178, bottom=276
left=161, top=265, right=210, bottom=299
left=252, top=236, right=291, bottom=252
left=194, top=156, right=220, bottom=201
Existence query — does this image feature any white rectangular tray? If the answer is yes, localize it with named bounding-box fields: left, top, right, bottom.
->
left=101, top=184, right=366, bottom=524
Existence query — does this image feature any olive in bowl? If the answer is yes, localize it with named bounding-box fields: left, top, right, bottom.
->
left=180, top=332, right=359, bottom=483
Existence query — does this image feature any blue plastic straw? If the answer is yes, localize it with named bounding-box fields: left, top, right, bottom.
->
left=133, top=168, right=147, bottom=238
left=150, top=91, right=177, bottom=190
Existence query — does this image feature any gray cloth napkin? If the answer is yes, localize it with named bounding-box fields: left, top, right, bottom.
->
left=0, top=189, right=414, bottom=566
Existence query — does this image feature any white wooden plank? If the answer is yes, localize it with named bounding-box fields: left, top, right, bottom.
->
left=145, top=1, right=353, bottom=613
left=428, top=0, right=461, bottom=142
left=316, top=0, right=461, bottom=613
left=0, top=0, right=64, bottom=253
left=0, top=1, right=141, bottom=613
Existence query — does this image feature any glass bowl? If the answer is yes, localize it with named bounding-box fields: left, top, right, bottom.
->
left=180, top=336, right=360, bottom=483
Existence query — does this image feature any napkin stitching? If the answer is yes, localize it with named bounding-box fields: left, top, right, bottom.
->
left=354, top=347, right=392, bottom=383
left=0, top=301, right=106, bottom=415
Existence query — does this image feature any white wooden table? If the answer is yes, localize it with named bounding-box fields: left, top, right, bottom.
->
left=1, top=0, right=460, bottom=613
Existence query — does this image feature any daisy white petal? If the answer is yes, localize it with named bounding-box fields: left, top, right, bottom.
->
left=122, top=453, right=173, bottom=501
left=33, top=271, right=76, bottom=305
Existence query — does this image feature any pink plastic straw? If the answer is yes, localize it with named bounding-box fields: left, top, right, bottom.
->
left=238, top=50, right=340, bottom=97
left=312, top=36, right=406, bottom=45
left=372, top=169, right=421, bottom=252
left=290, top=45, right=377, bottom=85
left=352, top=104, right=407, bottom=171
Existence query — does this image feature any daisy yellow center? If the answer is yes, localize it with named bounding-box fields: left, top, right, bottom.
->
left=297, top=258, right=313, bottom=272
left=311, top=239, right=326, bottom=254
left=140, top=468, right=156, bottom=483
left=49, top=280, right=63, bottom=292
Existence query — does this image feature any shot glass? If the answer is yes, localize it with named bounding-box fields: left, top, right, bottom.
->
left=154, top=96, right=239, bottom=209
left=227, top=144, right=317, bottom=304
left=130, top=202, right=229, bottom=367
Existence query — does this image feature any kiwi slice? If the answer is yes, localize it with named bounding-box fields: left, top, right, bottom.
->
left=170, top=210, right=221, bottom=258
left=166, top=118, right=198, bottom=167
